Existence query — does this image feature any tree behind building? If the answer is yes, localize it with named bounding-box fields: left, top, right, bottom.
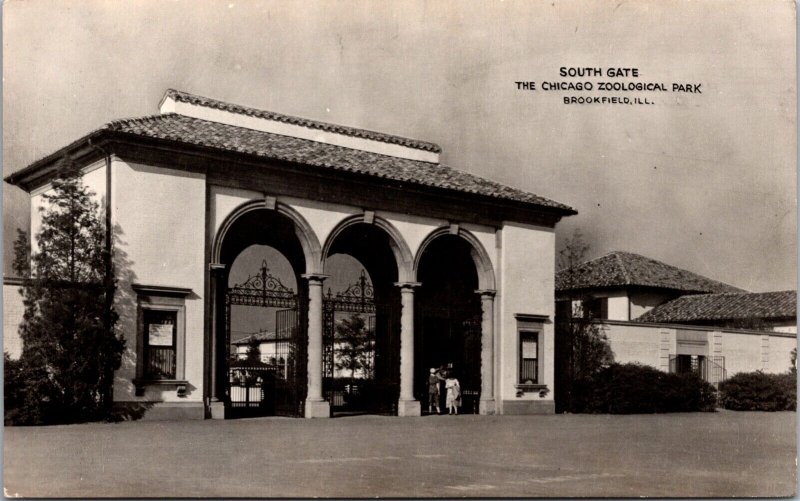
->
left=334, top=314, right=374, bottom=380
left=554, top=229, right=615, bottom=413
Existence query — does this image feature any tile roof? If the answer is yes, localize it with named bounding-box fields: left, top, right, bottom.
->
left=556, top=251, right=743, bottom=294
left=163, top=89, right=442, bottom=153
left=97, top=113, right=574, bottom=211
left=636, top=290, right=797, bottom=323
left=232, top=331, right=282, bottom=345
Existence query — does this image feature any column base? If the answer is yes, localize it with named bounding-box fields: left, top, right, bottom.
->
left=305, top=399, right=331, bottom=418
left=479, top=399, right=496, bottom=415
left=397, top=399, right=421, bottom=417
left=210, top=401, right=226, bottom=420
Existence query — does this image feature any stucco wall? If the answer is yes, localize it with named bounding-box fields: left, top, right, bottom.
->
left=603, top=322, right=663, bottom=368
left=629, top=290, right=674, bottom=320
left=772, top=323, right=797, bottom=334
left=721, top=330, right=765, bottom=376
left=764, top=334, right=796, bottom=373
left=603, top=320, right=796, bottom=378
left=498, top=222, right=555, bottom=412
left=3, top=283, right=25, bottom=359
left=112, top=159, right=206, bottom=404
left=606, top=291, right=629, bottom=321
left=211, top=185, right=263, bottom=239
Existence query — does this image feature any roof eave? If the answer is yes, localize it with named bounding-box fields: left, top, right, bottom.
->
left=6, top=128, right=578, bottom=219
left=5, top=129, right=110, bottom=192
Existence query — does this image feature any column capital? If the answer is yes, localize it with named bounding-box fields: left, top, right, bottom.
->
left=475, top=289, right=497, bottom=298
left=394, top=281, right=422, bottom=290
left=302, top=273, right=329, bottom=284
left=209, top=262, right=226, bottom=272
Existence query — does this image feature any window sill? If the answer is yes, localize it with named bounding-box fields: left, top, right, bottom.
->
left=515, top=384, right=549, bottom=398
left=515, top=383, right=547, bottom=390
left=133, top=378, right=188, bottom=397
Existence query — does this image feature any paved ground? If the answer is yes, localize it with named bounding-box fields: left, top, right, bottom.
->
left=3, top=411, right=796, bottom=498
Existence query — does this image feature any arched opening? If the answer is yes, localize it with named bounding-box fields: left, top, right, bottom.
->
left=214, top=207, right=310, bottom=418
left=322, top=223, right=402, bottom=415
left=415, top=234, right=483, bottom=414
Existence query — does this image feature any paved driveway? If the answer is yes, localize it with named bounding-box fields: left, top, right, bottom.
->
left=3, top=411, right=796, bottom=497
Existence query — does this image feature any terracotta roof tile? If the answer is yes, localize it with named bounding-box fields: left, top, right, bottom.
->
left=636, top=290, right=797, bottom=323
left=102, top=113, right=574, bottom=211
left=556, top=251, right=743, bottom=293
left=232, top=331, right=280, bottom=345
left=164, top=89, right=442, bottom=153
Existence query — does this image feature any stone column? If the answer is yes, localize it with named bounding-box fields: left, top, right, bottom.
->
left=395, top=282, right=422, bottom=416
left=476, top=289, right=497, bottom=415
left=303, top=274, right=330, bottom=418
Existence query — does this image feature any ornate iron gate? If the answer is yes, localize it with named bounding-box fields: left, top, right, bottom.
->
left=669, top=354, right=726, bottom=385
left=322, top=270, right=398, bottom=415
left=225, top=260, right=305, bottom=418
left=460, top=316, right=482, bottom=414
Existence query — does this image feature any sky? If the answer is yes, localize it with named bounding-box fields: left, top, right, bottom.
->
left=3, top=0, right=796, bottom=292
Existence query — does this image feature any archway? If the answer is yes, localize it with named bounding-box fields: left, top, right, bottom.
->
left=414, top=233, right=487, bottom=414
left=322, top=220, right=406, bottom=415
left=212, top=205, right=314, bottom=418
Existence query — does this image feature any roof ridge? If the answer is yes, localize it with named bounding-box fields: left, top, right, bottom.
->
left=566, top=252, right=616, bottom=270
left=163, top=89, right=442, bottom=153
left=104, top=113, right=170, bottom=130
left=556, top=249, right=746, bottom=293
left=613, top=252, right=633, bottom=284
left=621, top=250, right=745, bottom=292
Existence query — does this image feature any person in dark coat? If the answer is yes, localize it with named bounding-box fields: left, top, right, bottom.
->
left=427, top=368, right=444, bottom=414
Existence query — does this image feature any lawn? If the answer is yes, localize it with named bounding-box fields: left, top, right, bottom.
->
left=3, top=411, right=796, bottom=497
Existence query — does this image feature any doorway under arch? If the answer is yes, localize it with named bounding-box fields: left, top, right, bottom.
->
left=322, top=222, right=404, bottom=415
left=415, top=234, right=483, bottom=414
left=214, top=207, right=310, bottom=418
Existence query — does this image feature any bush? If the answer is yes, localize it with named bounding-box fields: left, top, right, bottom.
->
left=4, top=353, right=25, bottom=425
left=569, top=363, right=717, bottom=414
left=718, top=371, right=796, bottom=411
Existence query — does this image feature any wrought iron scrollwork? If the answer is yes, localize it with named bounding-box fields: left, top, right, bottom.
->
left=322, top=269, right=377, bottom=379
left=227, top=260, right=296, bottom=308
left=324, top=270, right=376, bottom=313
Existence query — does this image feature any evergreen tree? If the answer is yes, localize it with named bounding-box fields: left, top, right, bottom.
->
left=334, top=314, right=374, bottom=379
left=554, top=229, right=615, bottom=413
left=245, top=337, right=262, bottom=363
left=8, top=158, right=124, bottom=424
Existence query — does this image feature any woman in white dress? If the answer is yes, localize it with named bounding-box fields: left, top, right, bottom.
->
left=444, top=374, right=461, bottom=415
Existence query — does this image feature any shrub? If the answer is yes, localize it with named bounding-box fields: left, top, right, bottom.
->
left=4, top=353, right=25, bottom=425
left=718, top=371, right=796, bottom=411
left=569, top=363, right=717, bottom=414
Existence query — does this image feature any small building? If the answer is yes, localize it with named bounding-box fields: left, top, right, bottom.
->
left=232, top=331, right=291, bottom=372
left=556, top=251, right=796, bottom=383
left=5, top=89, right=576, bottom=419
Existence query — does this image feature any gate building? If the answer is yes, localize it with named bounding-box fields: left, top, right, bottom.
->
left=6, top=90, right=576, bottom=419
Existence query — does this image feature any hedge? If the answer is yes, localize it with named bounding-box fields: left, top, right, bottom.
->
left=569, top=363, right=717, bottom=414
left=718, top=371, right=796, bottom=411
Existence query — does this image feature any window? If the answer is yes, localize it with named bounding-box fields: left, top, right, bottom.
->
left=584, top=297, right=608, bottom=320
left=132, top=284, right=191, bottom=396
left=519, top=331, right=539, bottom=384
left=143, top=309, right=177, bottom=379
left=513, top=313, right=548, bottom=391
